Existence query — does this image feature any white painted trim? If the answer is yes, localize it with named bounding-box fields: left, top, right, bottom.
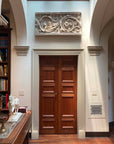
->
left=14, top=46, right=29, bottom=56
left=32, top=49, right=85, bottom=139
left=78, top=130, right=85, bottom=139
left=0, top=15, right=8, bottom=26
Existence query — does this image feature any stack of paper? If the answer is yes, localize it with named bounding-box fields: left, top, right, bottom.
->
left=8, top=113, right=23, bottom=122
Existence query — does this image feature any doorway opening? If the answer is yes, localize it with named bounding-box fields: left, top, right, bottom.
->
left=39, top=56, right=77, bottom=134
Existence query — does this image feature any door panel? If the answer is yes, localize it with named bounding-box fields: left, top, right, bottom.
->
left=59, top=56, right=77, bottom=134
left=40, top=56, right=77, bottom=134
left=40, top=56, right=58, bottom=134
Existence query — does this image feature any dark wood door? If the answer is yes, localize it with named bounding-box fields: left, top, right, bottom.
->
left=40, top=56, right=77, bottom=134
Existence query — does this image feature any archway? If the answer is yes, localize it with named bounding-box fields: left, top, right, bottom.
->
left=99, top=19, right=114, bottom=136
left=108, top=30, right=114, bottom=136
left=8, top=0, right=27, bottom=45
left=89, top=0, right=114, bottom=135
left=0, top=0, right=27, bottom=45
left=90, top=0, right=113, bottom=45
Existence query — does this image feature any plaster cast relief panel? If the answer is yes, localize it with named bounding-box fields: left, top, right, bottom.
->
left=35, top=12, right=81, bottom=35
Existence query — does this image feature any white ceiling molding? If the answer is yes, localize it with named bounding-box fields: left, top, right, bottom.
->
left=0, top=15, right=8, bottom=26
left=14, top=46, right=29, bottom=56
left=35, top=12, right=81, bottom=36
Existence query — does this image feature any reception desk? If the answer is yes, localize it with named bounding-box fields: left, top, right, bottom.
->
left=0, top=111, right=31, bottom=144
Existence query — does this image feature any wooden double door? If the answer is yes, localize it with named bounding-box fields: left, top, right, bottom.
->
left=40, top=56, right=77, bottom=134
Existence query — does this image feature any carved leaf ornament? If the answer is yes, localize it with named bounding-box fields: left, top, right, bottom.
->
left=35, top=13, right=81, bottom=35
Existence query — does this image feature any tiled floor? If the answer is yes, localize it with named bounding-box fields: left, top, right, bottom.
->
left=29, top=135, right=114, bottom=144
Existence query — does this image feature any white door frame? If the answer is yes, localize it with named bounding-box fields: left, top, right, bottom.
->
left=32, top=49, right=85, bottom=139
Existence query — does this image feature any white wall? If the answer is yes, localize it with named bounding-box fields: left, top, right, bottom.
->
left=27, top=1, right=90, bottom=50
left=90, top=0, right=97, bottom=19
left=27, top=1, right=89, bottom=137
left=108, top=31, right=114, bottom=122
left=86, top=18, right=114, bottom=132
left=85, top=0, right=113, bottom=132
left=0, top=0, right=2, bottom=14
left=85, top=0, right=114, bottom=133
left=2, top=0, right=31, bottom=110
left=2, top=0, right=113, bottom=135
left=85, top=41, right=109, bottom=132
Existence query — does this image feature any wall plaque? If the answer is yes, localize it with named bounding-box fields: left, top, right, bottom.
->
left=35, top=12, right=81, bottom=36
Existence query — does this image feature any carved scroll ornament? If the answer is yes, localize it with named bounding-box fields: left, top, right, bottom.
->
left=35, top=12, right=81, bottom=35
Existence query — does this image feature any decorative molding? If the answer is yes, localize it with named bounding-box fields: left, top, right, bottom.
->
left=28, top=0, right=89, bottom=1
left=88, top=46, right=103, bottom=56
left=14, top=46, right=29, bottom=56
left=35, top=12, right=81, bottom=36
left=33, top=49, right=83, bottom=55
left=0, top=15, right=8, bottom=26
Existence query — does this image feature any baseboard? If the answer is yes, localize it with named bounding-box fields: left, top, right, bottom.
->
left=31, top=130, right=39, bottom=139
left=78, top=130, right=85, bottom=139
left=109, top=121, right=114, bottom=127
left=86, top=132, right=109, bottom=137
left=29, top=132, right=31, bottom=139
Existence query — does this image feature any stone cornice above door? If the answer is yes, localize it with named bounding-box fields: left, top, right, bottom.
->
left=33, top=49, right=84, bottom=55
left=35, top=12, right=81, bottom=36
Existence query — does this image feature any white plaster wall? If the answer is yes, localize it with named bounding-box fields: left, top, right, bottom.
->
left=27, top=1, right=89, bottom=136
left=27, top=0, right=109, bottom=133
left=0, top=0, right=2, bottom=14
left=27, top=1, right=90, bottom=50
left=2, top=0, right=31, bottom=110
left=89, top=0, right=110, bottom=45
left=86, top=17, right=114, bottom=132
left=2, top=0, right=112, bottom=134
left=85, top=0, right=114, bottom=132
left=85, top=20, right=110, bottom=131
left=9, top=0, right=27, bottom=45
left=90, top=0, right=97, bottom=19
left=108, top=32, right=114, bottom=122
left=100, top=1, right=114, bottom=34
left=85, top=43, right=109, bottom=132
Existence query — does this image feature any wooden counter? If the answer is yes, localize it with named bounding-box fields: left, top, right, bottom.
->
left=0, top=111, right=31, bottom=144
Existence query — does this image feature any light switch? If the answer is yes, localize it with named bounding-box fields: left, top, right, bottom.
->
left=92, top=92, right=97, bottom=96
left=19, top=90, right=24, bottom=96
